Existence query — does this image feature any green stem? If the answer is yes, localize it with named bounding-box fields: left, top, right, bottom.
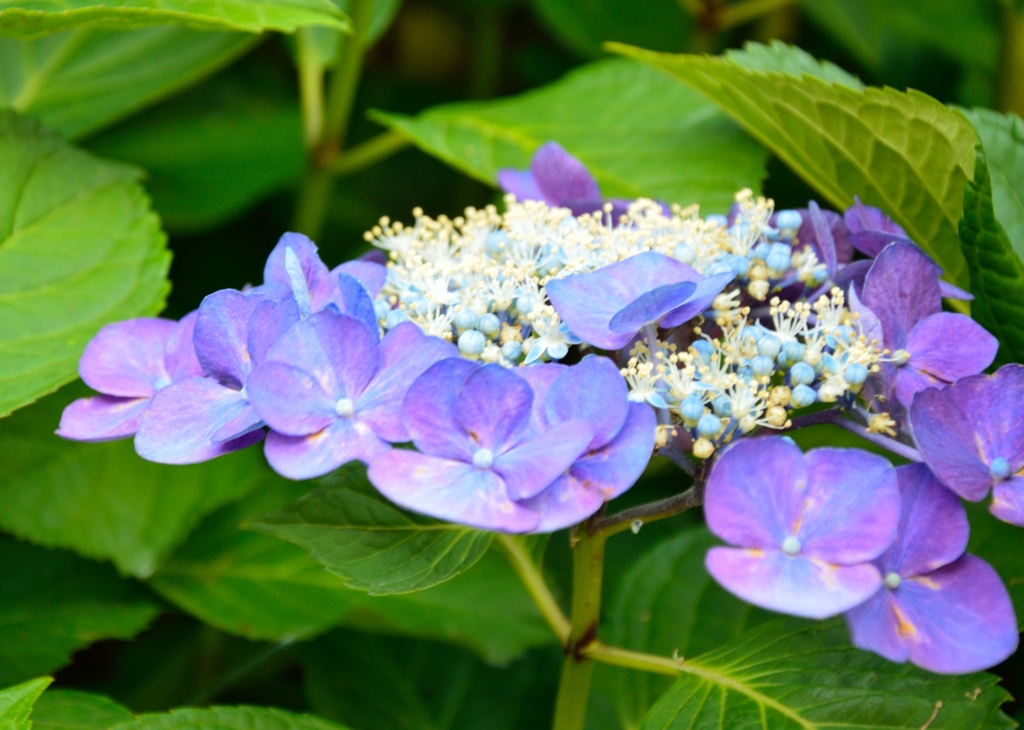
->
left=296, top=27, right=326, bottom=150
left=580, top=643, right=684, bottom=677
left=469, top=7, right=502, bottom=99
left=497, top=534, right=571, bottom=645
left=329, top=130, right=411, bottom=178
left=551, top=530, right=606, bottom=730
left=998, top=1, right=1024, bottom=118
left=292, top=167, right=333, bottom=237
left=717, top=0, right=796, bottom=29
left=322, top=0, right=372, bottom=156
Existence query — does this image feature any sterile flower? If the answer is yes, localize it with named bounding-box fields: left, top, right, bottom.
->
left=246, top=311, right=456, bottom=479
left=58, top=313, right=203, bottom=441
left=545, top=252, right=734, bottom=350
left=704, top=437, right=900, bottom=619
left=911, top=364, right=1024, bottom=525
left=845, top=463, right=1018, bottom=673
left=367, top=361, right=594, bottom=532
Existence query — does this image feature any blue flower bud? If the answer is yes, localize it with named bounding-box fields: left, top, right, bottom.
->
left=453, top=309, right=477, bottom=332
left=679, top=395, right=704, bottom=423
left=784, top=342, right=806, bottom=364
left=813, top=268, right=830, bottom=285
left=844, top=362, right=868, bottom=386
left=706, top=214, right=728, bottom=227
left=477, top=313, right=501, bottom=337
left=696, top=413, right=723, bottom=438
left=374, top=299, right=392, bottom=322
left=409, top=297, right=430, bottom=317
left=727, top=254, right=750, bottom=277
left=991, top=457, right=1012, bottom=480
left=775, top=210, right=803, bottom=233
left=691, top=340, right=714, bottom=363
left=385, top=309, right=409, bottom=328
left=752, top=242, right=771, bottom=261
left=705, top=261, right=733, bottom=277
left=833, top=325, right=853, bottom=346
left=501, top=341, right=523, bottom=361
left=514, top=295, right=537, bottom=316
left=673, top=243, right=695, bottom=264
left=766, top=243, right=792, bottom=273
left=751, top=355, right=775, bottom=378
left=791, top=384, right=817, bottom=408
left=485, top=231, right=510, bottom=258
left=547, top=342, right=569, bottom=360
left=757, top=335, right=782, bottom=359
left=712, top=395, right=732, bottom=417
left=458, top=329, right=486, bottom=356
left=789, top=361, right=815, bottom=386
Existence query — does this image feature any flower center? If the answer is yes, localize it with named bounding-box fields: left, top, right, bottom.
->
left=335, top=398, right=355, bottom=418
left=891, top=349, right=911, bottom=366
left=884, top=572, right=902, bottom=590
left=153, top=376, right=170, bottom=391
left=472, top=448, right=494, bottom=469
left=781, top=536, right=801, bottom=556
left=991, top=457, right=1012, bottom=481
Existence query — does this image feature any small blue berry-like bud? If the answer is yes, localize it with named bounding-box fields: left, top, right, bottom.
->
left=781, top=535, right=801, bottom=556
left=385, top=309, right=409, bottom=328
left=833, top=325, right=853, bottom=345
left=727, top=254, right=750, bottom=277
left=757, top=335, right=782, bottom=359
left=789, top=362, right=815, bottom=386
left=711, top=395, right=732, bottom=417
left=751, top=355, right=775, bottom=378
left=844, top=362, right=869, bottom=386
left=706, top=214, right=728, bottom=227
left=991, top=457, right=1012, bottom=480
left=813, top=268, right=829, bottom=285
left=374, top=299, right=392, bottom=322
left=704, top=261, right=733, bottom=277
left=501, top=341, right=523, bottom=361
left=884, top=572, right=902, bottom=590
left=691, top=340, right=714, bottom=362
left=766, top=243, right=792, bottom=273
left=784, top=342, right=806, bottom=364
left=752, top=242, right=771, bottom=261
left=484, top=231, right=510, bottom=258
left=453, top=309, right=477, bottom=332
left=791, top=384, right=817, bottom=408
left=477, top=313, right=501, bottom=337
left=696, top=413, right=723, bottom=438
left=458, top=329, right=486, bottom=356
left=673, top=243, right=695, bottom=264
left=410, top=297, right=430, bottom=316
left=472, top=447, right=494, bottom=469
left=679, top=395, right=704, bottom=423
left=547, top=342, right=569, bottom=360
left=775, top=210, right=803, bottom=233
left=514, top=295, right=537, bottom=316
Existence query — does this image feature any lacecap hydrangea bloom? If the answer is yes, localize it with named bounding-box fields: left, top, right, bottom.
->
left=59, top=141, right=1021, bottom=675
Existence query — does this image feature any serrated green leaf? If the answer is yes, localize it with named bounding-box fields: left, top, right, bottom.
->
left=959, top=150, right=1024, bottom=365
left=0, top=679, right=52, bottom=730
left=373, top=58, right=768, bottom=214
left=722, top=40, right=863, bottom=90
left=0, top=112, right=169, bottom=417
left=640, top=620, right=1014, bottom=730
left=0, top=0, right=349, bottom=37
left=248, top=464, right=494, bottom=595
left=0, top=383, right=262, bottom=577
left=111, top=707, right=350, bottom=730
left=612, top=41, right=978, bottom=290
left=962, top=108, right=1024, bottom=263
left=0, top=537, right=158, bottom=685
left=0, top=28, right=256, bottom=140
left=31, top=690, right=133, bottom=730
left=966, top=501, right=1024, bottom=629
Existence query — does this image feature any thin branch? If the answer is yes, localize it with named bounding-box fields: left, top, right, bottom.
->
left=329, top=130, right=411, bottom=177
left=496, top=534, right=571, bottom=645
left=832, top=417, right=923, bottom=462
left=580, top=642, right=683, bottom=677
left=657, top=442, right=695, bottom=475
left=777, top=406, right=844, bottom=433
left=717, top=0, right=796, bottom=29
left=589, top=484, right=704, bottom=538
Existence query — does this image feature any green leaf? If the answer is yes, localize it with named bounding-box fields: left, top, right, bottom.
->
left=606, top=528, right=756, bottom=729
left=0, top=383, right=263, bottom=577
left=248, top=464, right=494, bottom=595
left=373, top=57, right=769, bottom=214
left=612, top=41, right=978, bottom=289
left=640, top=620, right=1014, bottom=730
left=0, top=28, right=256, bottom=140
left=962, top=108, right=1024, bottom=262
left=0, top=112, right=169, bottom=417
left=722, top=40, right=863, bottom=90
left=0, top=0, right=349, bottom=36
left=111, top=707, right=350, bottom=730
left=966, top=501, right=1024, bottom=629
left=0, top=537, right=158, bottom=686
left=0, top=679, right=52, bottom=730
left=959, top=149, right=1024, bottom=364
left=87, top=65, right=304, bottom=233
left=31, top=691, right=133, bottom=730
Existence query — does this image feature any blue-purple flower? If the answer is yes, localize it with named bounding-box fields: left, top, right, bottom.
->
left=911, top=364, right=1024, bottom=525
left=367, top=361, right=595, bottom=532
left=704, top=437, right=900, bottom=619
left=246, top=311, right=456, bottom=480
left=545, top=252, right=734, bottom=351
left=58, top=313, right=203, bottom=442
left=845, top=463, right=1017, bottom=673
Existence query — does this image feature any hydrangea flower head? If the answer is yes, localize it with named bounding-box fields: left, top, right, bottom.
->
left=911, top=364, right=1024, bottom=525
left=845, top=463, right=1018, bottom=673
left=704, top=437, right=900, bottom=619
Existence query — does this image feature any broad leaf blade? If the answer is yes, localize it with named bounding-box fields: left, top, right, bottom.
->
left=0, top=0, right=349, bottom=36
left=966, top=502, right=1024, bottom=628
left=613, top=41, right=978, bottom=289
left=641, top=620, right=1014, bottom=729
left=962, top=108, right=1024, bottom=262
left=0, top=678, right=52, bottom=730
left=111, top=707, right=351, bottom=730
left=374, top=58, right=769, bottom=214
left=0, top=29, right=256, bottom=140
left=31, top=691, right=133, bottom=730
left=0, top=112, right=170, bottom=417
left=249, top=465, right=493, bottom=595
left=959, top=150, right=1024, bottom=364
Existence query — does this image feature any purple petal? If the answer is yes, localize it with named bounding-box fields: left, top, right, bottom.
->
left=546, top=271, right=635, bottom=350
left=850, top=231, right=912, bottom=258
left=563, top=198, right=610, bottom=218
left=357, top=323, right=458, bottom=443
left=847, top=555, right=1018, bottom=674
left=264, top=311, right=379, bottom=403
left=211, top=405, right=264, bottom=443
left=706, top=547, right=882, bottom=619
left=497, top=169, right=543, bottom=201
left=881, top=464, right=969, bottom=577
left=521, top=473, right=604, bottom=534
left=832, top=260, right=872, bottom=299
left=263, top=420, right=390, bottom=480
left=799, top=448, right=899, bottom=564
left=247, top=297, right=300, bottom=367
left=134, top=378, right=263, bottom=464
left=367, top=451, right=539, bottom=532
left=545, top=355, right=628, bottom=449
left=493, top=419, right=593, bottom=500
left=57, top=395, right=150, bottom=442
left=78, top=318, right=177, bottom=397
left=938, top=280, right=974, bottom=301
left=358, top=249, right=388, bottom=265
left=456, top=364, right=533, bottom=453
left=247, top=362, right=336, bottom=436
left=194, top=289, right=262, bottom=387
left=956, top=365, right=1024, bottom=469
left=336, top=272, right=379, bottom=337
left=992, top=476, right=1024, bottom=526
left=845, top=197, right=909, bottom=238
left=806, top=201, right=838, bottom=277
left=164, top=311, right=204, bottom=382
left=610, top=282, right=697, bottom=334
left=895, top=313, right=998, bottom=406
left=910, top=385, right=994, bottom=500
left=263, top=233, right=338, bottom=312
left=333, top=260, right=387, bottom=298
left=602, top=252, right=702, bottom=297
left=798, top=206, right=854, bottom=264
left=515, top=362, right=566, bottom=437
left=660, top=272, right=736, bottom=328
left=530, top=141, right=601, bottom=206
left=862, top=242, right=942, bottom=350
left=403, top=358, right=479, bottom=461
